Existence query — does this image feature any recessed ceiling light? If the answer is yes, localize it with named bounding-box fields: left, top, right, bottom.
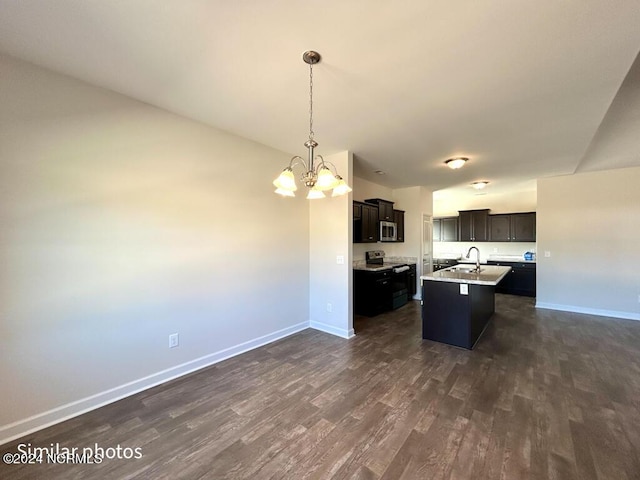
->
left=374, top=170, right=386, bottom=175
left=471, top=181, right=489, bottom=189
left=445, top=157, right=468, bottom=169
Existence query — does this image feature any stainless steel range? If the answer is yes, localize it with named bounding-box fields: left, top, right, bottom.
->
left=365, top=250, right=409, bottom=309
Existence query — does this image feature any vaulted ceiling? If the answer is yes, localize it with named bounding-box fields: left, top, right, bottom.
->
left=2, top=1, right=639, bottom=198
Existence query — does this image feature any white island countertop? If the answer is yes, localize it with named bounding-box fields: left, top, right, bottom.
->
left=421, top=265, right=511, bottom=286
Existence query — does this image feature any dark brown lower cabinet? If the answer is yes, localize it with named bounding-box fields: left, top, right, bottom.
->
left=487, top=261, right=536, bottom=297
left=354, top=269, right=392, bottom=316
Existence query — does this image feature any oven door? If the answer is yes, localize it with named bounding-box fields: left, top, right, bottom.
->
left=380, top=221, right=397, bottom=242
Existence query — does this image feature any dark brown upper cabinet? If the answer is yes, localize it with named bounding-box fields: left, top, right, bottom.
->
left=489, top=212, right=536, bottom=242
left=433, top=217, right=459, bottom=242
left=458, top=209, right=489, bottom=242
left=353, top=201, right=378, bottom=243
left=394, top=209, right=405, bottom=242
left=365, top=198, right=394, bottom=221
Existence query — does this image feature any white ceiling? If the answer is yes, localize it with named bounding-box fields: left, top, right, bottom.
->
left=1, top=1, right=640, bottom=198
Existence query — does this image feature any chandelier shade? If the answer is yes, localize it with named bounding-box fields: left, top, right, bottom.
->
left=306, top=187, right=326, bottom=200
left=273, top=51, right=352, bottom=199
left=331, top=176, right=352, bottom=197
left=272, top=167, right=297, bottom=191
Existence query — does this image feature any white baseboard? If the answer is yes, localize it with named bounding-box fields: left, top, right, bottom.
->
left=0, top=321, right=309, bottom=447
left=309, top=320, right=355, bottom=339
left=535, top=302, right=640, bottom=321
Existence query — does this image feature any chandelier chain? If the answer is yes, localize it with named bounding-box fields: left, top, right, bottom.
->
left=272, top=51, right=352, bottom=198
left=309, top=62, right=314, bottom=141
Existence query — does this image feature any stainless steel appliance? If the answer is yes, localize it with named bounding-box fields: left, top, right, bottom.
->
left=365, top=250, right=408, bottom=309
left=379, top=221, right=397, bottom=242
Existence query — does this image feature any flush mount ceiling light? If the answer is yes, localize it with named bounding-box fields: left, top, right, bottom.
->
left=471, top=181, right=489, bottom=190
left=445, top=157, right=468, bottom=169
left=273, top=51, right=352, bottom=199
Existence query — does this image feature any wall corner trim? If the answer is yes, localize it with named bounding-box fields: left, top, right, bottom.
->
left=309, top=320, right=355, bottom=339
left=535, top=302, right=640, bottom=322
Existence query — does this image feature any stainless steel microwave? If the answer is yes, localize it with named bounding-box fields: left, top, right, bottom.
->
left=380, top=221, right=397, bottom=242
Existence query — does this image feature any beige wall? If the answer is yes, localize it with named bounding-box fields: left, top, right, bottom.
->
left=434, top=185, right=537, bottom=216
left=537, top=167, right=640, bottom=320
left=0, top=54, right=311, bottom=443
left=309, top=151, right=353, bottom=338
left=392, top=186, right=433, bottom=297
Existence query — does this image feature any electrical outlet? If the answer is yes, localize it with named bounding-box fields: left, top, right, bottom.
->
left=544, top=251, right=551, bottom=257
left=326, top=303, right=332, bottom=312
left=169, top=333, right=179, bottom=348
left=336, top=255, right=345, bottom=265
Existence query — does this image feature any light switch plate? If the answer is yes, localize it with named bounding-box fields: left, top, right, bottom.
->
left=460, top=284, right=468, bottom=295
left=336, top=255, right=345, bottom=264
left=544, top=251, right=551, bottom=257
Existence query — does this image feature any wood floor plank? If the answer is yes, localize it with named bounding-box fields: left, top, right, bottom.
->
left=2, top=296, right=640, bottom=479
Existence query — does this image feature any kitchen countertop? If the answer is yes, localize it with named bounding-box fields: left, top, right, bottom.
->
left=353, top=262, right=416, bottom=272
left=420, top=265, right=511, bottom=286
left=487, top=255, right=536, bottom=263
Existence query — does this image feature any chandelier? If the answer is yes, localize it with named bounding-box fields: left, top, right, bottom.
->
left=273, top=51, right=352, bottom=199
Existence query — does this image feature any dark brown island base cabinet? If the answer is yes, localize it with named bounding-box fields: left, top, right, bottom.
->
left=353, top=201, right=378, bottom=243
left=458, top=209, right=489, bottom=242
left=422, top=280, right=496, bottom=349
left=489, top=212, right=536, bottom=242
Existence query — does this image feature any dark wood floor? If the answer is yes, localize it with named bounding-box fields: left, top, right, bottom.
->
left=2, top=295, right=640, bottom=479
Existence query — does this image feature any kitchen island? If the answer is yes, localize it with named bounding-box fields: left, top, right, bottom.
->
left=420, top=265, right=511, bottom=349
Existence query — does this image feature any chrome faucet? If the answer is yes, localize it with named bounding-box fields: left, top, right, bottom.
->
left=466, top=246, right=481, bottom=272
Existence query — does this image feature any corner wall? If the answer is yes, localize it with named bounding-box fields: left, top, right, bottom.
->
left=309, top=152, right=354, bottom=338
left=536, top=167, right=640, bottom=320
left=0, top=54, right=311, bottom=444
left=393, top=186, right=433, bottom=297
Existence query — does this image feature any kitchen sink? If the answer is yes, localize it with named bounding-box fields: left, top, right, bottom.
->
left=449, top=266, right=483, bottom=273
